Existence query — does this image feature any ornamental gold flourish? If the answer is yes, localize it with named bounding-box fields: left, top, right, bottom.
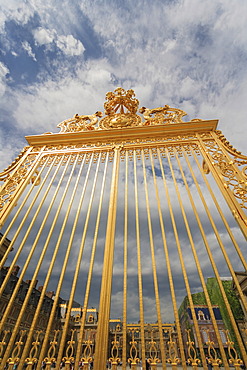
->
left=104, top=87, right=139, bottom=115
left=128, top=329, right=140, bottom=368
left=203, top=139, right=247, bottom=210
left=166, top=329, right=179, bottom=367
left=185, top=329, right=200, bottom=368
left=147, top=330, right=160, bottom=369
left=55, top=88, right=202, bottom=133
left=0, top=154, right=38, bottom=212
left=62, top=329, right=77, bottom=370
left=99, top=87, right=141, bottom=128
left=81, top=330, right=93, bottom=370
left=109, top=329, right=121, bottom=370
left=212, top=131, right=247, bottom=167
left=216, top=130, right=243, bottom=156
left=44, top=330, right=60, bottom=368
left=41, top=136, right=198, bottom=156
left=0, top=147, right=30, bottom=180
left=57, top=112, right=103, bottom=133
left=7, top=330, right=26, bottom=369
left=25, top=330, right=42, bottom=370
left=139, top=105, right=187, bottom=125
left=204, top=329, right=222, bottom=368
left=224, top=329, right=243, bottom=367
left=0, top=330, right=10, bottom=363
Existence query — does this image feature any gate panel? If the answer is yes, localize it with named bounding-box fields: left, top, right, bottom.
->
left=0, top=88, right=247, bottom=370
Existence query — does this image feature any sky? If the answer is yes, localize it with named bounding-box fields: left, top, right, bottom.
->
left=1, top=0, right=247, bottom=171
left=0, top=0, right=247, bottom=326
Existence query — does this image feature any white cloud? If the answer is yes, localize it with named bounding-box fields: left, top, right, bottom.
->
left=22, top=41, right=37, bottom=61
left=0, top=0, right=246, bottom=157
left=0, top=125, right=26, bottom=171
left=0, top=61, right=9, bottom=79
left=56, top=34, right=85, bottom=56
left=33, top=27, right=56, bottom=45
left=11, top=60, right=113, bottom=134
left=0, top=0, right=35, bottom=31
left=0, top=61, right=9, bottom=97
left=33, top=27, right=85, bottom=56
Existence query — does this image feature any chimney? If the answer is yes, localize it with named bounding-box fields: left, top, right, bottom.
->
left=46, top=291, right=55, bottom=299
left=12, top=266, right=20, bottom=276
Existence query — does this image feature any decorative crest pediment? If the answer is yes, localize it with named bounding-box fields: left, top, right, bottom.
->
left=55, top=87, right=201, bottom=134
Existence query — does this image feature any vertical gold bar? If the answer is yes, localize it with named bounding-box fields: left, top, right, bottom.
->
left=156, top=148, right=188, bottom=370
left=1, top=154, right=74, bottom=365
left=172, top=148, right=229, bottom=368
left=0, top=146, right=46, bottom=227
left=183, top=148, right=247, bottom=314
left=133, top=149, right=146, bottom=370
left=0, top=146, right=33, bottom=180
left=38, top=153, right=93, bottom=370
left=0, top=155, right=50, bottom=266
left=0, top=155, right=64, bottom=325
left=0, top=154, right=55, bottom=271
left=197, top=133, right=247, bottom=238
left=94, top=147, right=120, bottom=370
left=142, top=149, right=166, bottom=369
left=191, top=148, right=247, bottom=271
left=19, top=153, right=84, bottom=369
left=74, top=152, right=109, bottom=369
left=56, top=152, right=102, bottom=367
left=122, top=150, right=128, bottom=370
left=212, top=131, right=247, bottom=230
left=174, top=145, right=240, bottom=367
left=181, top=147, right=247, bottom=364
left=165, top=147, right=207, bottom=369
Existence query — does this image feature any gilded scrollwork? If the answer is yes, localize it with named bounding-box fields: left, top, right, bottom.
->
left=0, top=330, right=10, bottom=362
left=214, top=131, right=247, bottom=172
left=128, top=329, right=140, bottom=368
left=185, top=329, right=200, bottom=367
left=202, top=139, right=247, bottom=211
left=30, top=146, right=44, bottom=152
left=99, top=88, right=141, bottom=129
left=166, top=329, right=179, bottom=367
left=139, top=105, right=187, bottom=125
left=44, top=330, right=60, bottom=369
left=204, top=330, right=222, bottom=368
left=215, top=130, right=242, bottom=156
left=0, top=154, right=39, bottom=213
left=108, top=327, right=121, bottom=370
left=42, top=134, right=198, bottom=153
left=147, top=334, right=161, bottom=369
left=99, top=112, right=142, bottom=129
left=54, top=88, right=203, bottom=134
left=224, top=329, right=243, bottom=368
left=25, top=331, right=42, bottom=370
left=57, top=112, right=103, bottom=133
left=199, top=132, right=213, bottom=139
left=0, top=146, right=30, bottom=181
left=7, top=330, right=26, bottom=369
left=62, top=329, right=76, bottom=369
left=104, top=88, right=139, bottom=115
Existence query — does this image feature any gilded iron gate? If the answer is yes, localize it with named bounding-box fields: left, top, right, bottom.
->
left=0, top=88, right=247, bottom=370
